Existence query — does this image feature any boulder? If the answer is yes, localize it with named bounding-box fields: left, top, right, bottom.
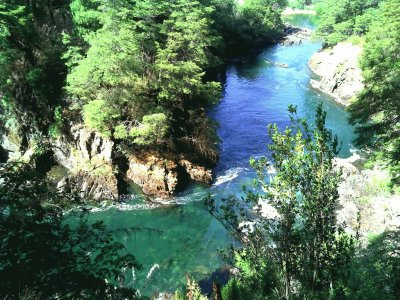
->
left=127, top=153, right=179, bottom=199
left=127, top=153, right=213, bottom=199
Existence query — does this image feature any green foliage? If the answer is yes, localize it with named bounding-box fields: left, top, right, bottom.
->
left=349, top=0, right=400, bottom=184
left=208, top=105, right=355, bottom=299
left=0, top=0, right=69, bottom=137
left=129, top=113, right=168, bottom=146
left=287, top=0, right=317, bottom=9
left=347, top=231, right=400, bottom=300
left=0, top=163, right=141, bottom=299
left=1, top=0, right=288, bottom=158
left=156, top=1, right=221, bottom=106
left=173, top=277, right=207, bottom=300
left=316, top=0, right=381, bottom=46
left=236, top=0, right=285, bottom=46
left=83, top=100, right=120, bottom=137
left=48, top=106, right=64, bottom=138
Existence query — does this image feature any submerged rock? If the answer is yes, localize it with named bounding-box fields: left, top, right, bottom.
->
left=309, top=42, right=364, bottom=106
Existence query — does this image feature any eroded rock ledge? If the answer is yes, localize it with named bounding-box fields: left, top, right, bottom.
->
left=48, top=123, right=212, bottom=200
left=127, top=153, right=212, bottom=199
left=309, top=42, right=364, bottom=106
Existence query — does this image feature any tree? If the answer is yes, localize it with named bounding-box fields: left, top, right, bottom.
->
left=0, top=0, right=70, bottom=139
left=348, top=0, right=400, bottom=183
left=208, top=105, right=355, bottom=299
left=0, top=162, right=142, bottom=299
left=155, top=0, right=221, bottom=107
left=315, top=0, right=381, bottom=46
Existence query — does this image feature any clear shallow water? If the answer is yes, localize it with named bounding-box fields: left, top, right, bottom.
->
left=91, top=15, right=356, bottom=296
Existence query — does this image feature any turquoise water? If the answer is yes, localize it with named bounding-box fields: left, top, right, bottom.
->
left=91, top=15, right=356, bottom=296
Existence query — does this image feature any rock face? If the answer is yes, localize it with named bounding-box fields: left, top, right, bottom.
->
left=57, top=171, right=119, bottom=200
left=1, top=122, right=213, bottom=200
left=309, top=42, right=364, bottom=106
left=52, top=123, right=114, bottom=171
left=127, top=153, right=179, bottom=199
left=179, top=159, right=212, bottom=184
left=0, top=134, right=21, bottom=161
left=52, top=123, right=118, bottom=201
left=335, top=154, right=400, bottom=237
left=127, top=153, right=212, bottom=199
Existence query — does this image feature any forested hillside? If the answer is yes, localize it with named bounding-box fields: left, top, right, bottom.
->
left=0, top=0, right=286, bottom=198
left=0, top=1, right=289, bottom=298
left=1, top=0, right=399, bottom=299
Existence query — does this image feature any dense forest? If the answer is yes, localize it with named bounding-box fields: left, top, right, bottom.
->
left=0, top=0, right=399, bottom=299
left=0, top=0, right=285, bottom=162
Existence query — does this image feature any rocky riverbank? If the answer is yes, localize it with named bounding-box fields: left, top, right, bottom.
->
left=0, top=122, right=213, bottom=201
left=335, top=154, right=400, bottom=237
left=253, top=153, right=400, bottom=239
left=309, top=42, right=364, bottom=106
left=280, top=25, right=312, bottom=46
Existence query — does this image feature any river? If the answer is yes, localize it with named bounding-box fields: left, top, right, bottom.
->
left=89, top=15, right=356, bottom=296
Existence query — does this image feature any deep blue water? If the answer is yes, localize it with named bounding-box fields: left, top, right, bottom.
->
left=90, top=15, right=356, bottom=295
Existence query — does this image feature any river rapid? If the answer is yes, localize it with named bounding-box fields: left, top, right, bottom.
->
left=89, top=15, right=356, bottom=296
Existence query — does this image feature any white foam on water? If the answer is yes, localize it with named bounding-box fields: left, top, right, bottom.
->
left=213, top=167, right=246, bottom=186
left=84, top=201, right=163, bottom=213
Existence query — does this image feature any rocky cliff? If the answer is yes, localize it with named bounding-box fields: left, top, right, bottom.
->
left=309, top=42, right=364, bottom=106
left=1, top=122, right=213, bottom=201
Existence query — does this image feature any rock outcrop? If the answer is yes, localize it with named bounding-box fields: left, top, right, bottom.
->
left=127, top=153, right=212, bottom=199
left=240, top=153, right=400, bottom=240
left=57, top=171, right=119, bottom=200
left=280, top=25, right=312, bottom=45
left=309, top=42, right=364, bottom=106
left=52, top=123, right=118, bottom=201
left=335, top=154, right=400, bottom=237
left=1, top=122, right=214, bottom=200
